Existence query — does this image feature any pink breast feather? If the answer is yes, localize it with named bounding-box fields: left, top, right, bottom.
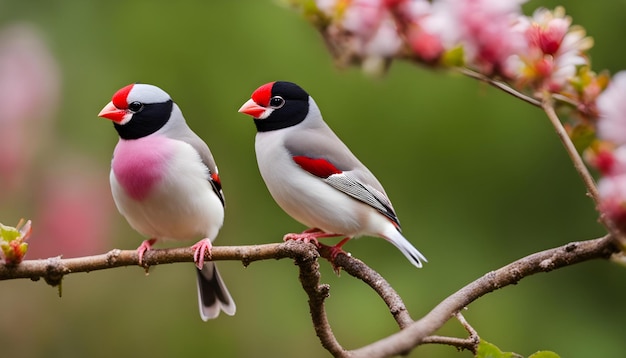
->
left=112, top=136, right=171, bottom=201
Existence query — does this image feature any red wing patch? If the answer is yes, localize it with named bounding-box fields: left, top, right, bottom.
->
left=210, top=172, right=221, bottom=187
left=293, top=156, right=342, bottom=178
left=209, top=172, right=225, bottom=206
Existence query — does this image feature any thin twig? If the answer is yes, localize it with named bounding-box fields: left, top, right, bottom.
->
left=458, top=68, right=542, bottom=107
left=455, top=312, right=479, bottom=347
left=408, top=308, right=480, bottom=352
left=541, top=100, right=626, bottom=248
left=422, top=335, right=477, bottom=352
left=541, top=97, right=600, bottom=203
left=454, top=71, right=626, bottom=249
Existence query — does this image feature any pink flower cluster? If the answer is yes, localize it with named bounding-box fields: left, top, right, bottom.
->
left=507, top=7, right=593, bottom=93
left=312, top=0, right=592, bottom=90
left=593, top=72, right=626, bottom=230
left=424, top=0, right=527, bottom=75
left=310, top=1, right=626, bottom=231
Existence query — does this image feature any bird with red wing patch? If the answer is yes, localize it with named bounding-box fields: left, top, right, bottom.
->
left=239, top=81, right=427, bottom=268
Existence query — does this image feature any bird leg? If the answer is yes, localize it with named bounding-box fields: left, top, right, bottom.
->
left=136, top=238, right=157, bottom=266
left=323, top=237, right=351, bottom=261
left=283, top=228, right=341, bottom=247
left=318, top=237, right=352, bottom=275
left=191, top=238, right=213, bottom=270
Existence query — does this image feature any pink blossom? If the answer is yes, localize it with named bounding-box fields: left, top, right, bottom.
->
left=598, top=174, right=626, bottom=231
left=361, top=16, right=403, bottom=58
left=526, top=18, right=569, bottom=55
left=388, top=0, right=444, bottom=62
left=316, top=0, right=403, bottom=62
left=597, top=71, right=626, bottom=145
left=506, top=7, right=592, bottom=92
left=589, top=145, right=626, bottom=176
left=594, top=71, right=626, bottom=228
left=424, top=0, right=527, bottom=76
left=408, top=30, right=444, bottom=62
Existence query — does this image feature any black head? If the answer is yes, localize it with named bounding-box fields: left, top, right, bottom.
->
left=238, top=81, right=310, bottom=132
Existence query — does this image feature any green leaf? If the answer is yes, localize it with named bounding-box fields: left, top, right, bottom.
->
left=528, top=351, right=561, bottom=358
left=0, top=224, right=20, bottom=243
left=441, top=45, right=465, bottom=67
left=0, top=220, right=31, bottom=264
left=476, top=340, right=521, bottom=358
left=568, top=123, right=596, bottom=153
left=476, top=341, right=560, bottom=358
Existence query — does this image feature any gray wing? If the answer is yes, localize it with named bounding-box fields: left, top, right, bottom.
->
left=284, top=122, right=400, bottom=227
left=181, top=130, right=225, bottom=207
left=325, top=172, right=401, bottom=228
left=159, top=104, right=224, bottom=205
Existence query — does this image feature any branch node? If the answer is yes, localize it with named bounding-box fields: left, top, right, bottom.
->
left=44, top=256, right=65, bottom=287
left=455, top=312, right=479, bottom=353
left=105, top=249, right=122, bottom=266
left=484, top=271, right=499, bottom=289
left=565, top=242, right=578, bottom=252
left=319, top=283, right=331, bottom=298
left=539, top=259, right=554, bottom=271
left=238, top=247, right=252, bottom=267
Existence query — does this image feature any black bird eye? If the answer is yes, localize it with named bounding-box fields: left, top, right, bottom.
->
left=128, top=101, right=144, bottom=113
left=269, top=96, right=285, bottom=109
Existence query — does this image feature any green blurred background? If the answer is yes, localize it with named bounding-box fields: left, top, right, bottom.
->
left=1, top=0, right=625, bottom=357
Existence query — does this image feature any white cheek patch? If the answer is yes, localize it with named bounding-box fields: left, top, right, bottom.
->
left=258, top=108, right=275, bottom=120
left=118, top=112, right=133, bottom=125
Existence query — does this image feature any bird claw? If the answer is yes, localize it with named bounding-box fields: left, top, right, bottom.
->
left=191, top=238, right=212, bottom=270
left=283, top=230, right=352, bottom=274
left=283, top=229, right=342, bottom=248
left=136, top=238, right=157, bottom=266
left=283, top=233, right=321, bottom=247
left=327, top=243, right=349, bottom=261
left=319, top=237, right=351, bottom=275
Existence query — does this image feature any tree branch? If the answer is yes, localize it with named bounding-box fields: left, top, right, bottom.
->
left=0, top=240, right=403, bottom=357
left=295, top=247, right=349, bottom=357
left=0, top=235, right=619, bottom=357
left=349, top=235, right=618, bottom=357
left=0, top=242, right=314, bottom=285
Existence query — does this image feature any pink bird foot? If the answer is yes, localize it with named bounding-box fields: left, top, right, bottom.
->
left=325, top=237, right=351, bottom=261
left=319, top=237, right=351, bottom=275
left=191, top=238, right=213, bottom=270
left=137, top=238, right=157, bottom=265
left=282, top=228, right=340, bottom=247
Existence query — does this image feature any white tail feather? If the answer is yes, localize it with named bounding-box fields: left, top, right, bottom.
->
left=382, top=228, right=427, bottom=268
